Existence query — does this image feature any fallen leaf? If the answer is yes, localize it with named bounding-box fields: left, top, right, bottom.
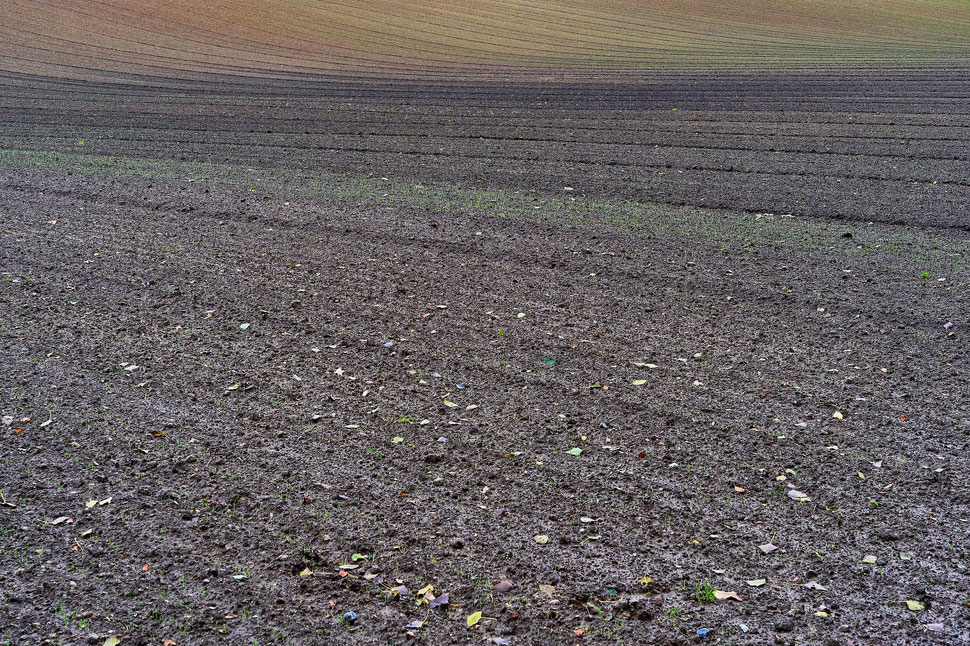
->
left=443, top=400, right=458, bottom=408
left=104, top=639, right=121, bottom=646
left=417, top=584, right=434, bottom=596
left=861, top=555, right=877, bottom=564
left=406, top=619, right=424, bottom=629
left=815, top=611, right=829, bottom=618
left=429, top=592, right=449, bottom=608
left=713, top=590, right=743, bottom=601
left=565, top=447, right=582, bottom=456
left=759, top=543, right=778, bottom=554
left=746, top=579, right=766, bottom=587
left=905, top=600, right=924, bottom=611
left=466, top=611, right=482, bottom=627
left=51, top=516, right=70, bottom=525
left=351, top=553, right=367, bottom=561
left=632, top=379, right=647, bottom=386
left=833, top=411, right=844, bottom=420
left=925, top=623, right=945, bottom=632
left=239, top=323, right=250, bottom=330
left=538, top=584, right=556, bottom=598
left=787, top=490, right=810, bottom=501
left=85, top=500, right=97, bottom=508
left=638, top=576, right=653, bottom=587
left=802, top=581, right=827, bottom=591
left=299, top=568, right=312, bottom=576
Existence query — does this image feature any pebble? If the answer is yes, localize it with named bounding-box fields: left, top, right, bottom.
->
left=775, top=617, right=795, bottom=632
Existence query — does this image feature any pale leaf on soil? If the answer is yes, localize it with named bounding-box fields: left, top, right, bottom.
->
left=713, top=590, right=743, bottom=601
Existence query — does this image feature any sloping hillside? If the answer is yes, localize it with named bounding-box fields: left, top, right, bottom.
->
left=3, top=0, right=970, bottom=82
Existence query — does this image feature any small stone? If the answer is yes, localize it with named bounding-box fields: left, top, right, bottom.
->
left=775, top=617, right=795, bottom=633
left=494, top=580, right=514, bottom=593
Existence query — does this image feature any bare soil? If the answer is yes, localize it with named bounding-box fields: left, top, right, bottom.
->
left=1, top=71, right=969, bottom=645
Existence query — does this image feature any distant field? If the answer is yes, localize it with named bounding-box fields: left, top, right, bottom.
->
left=3, top=0, right=970, bottom=82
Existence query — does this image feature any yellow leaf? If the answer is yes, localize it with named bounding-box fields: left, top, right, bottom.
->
left=466, top=611, right=482, bottom=627
left=632, top=379, right=647, bottom=385
left=905, top=600, right=924, bottom=611
left=417, top=584, right=434, bottom=596
left=299, top=568, right=312, bottom=577
left=833, top=411, right=844, bottom=420
left=85, top=500, right=97, bottom=508
left=104, top=639, right=121, bottom=646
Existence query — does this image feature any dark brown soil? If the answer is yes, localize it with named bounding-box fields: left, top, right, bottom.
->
left=1, top=71, right=969, bottom=646
left=3, top=69, right=970, bottom=229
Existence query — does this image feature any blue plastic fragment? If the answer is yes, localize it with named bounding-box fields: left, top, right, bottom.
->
left=342, top=611, right=358, bottom=624
left=696, top=628, right=710, bottom=637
